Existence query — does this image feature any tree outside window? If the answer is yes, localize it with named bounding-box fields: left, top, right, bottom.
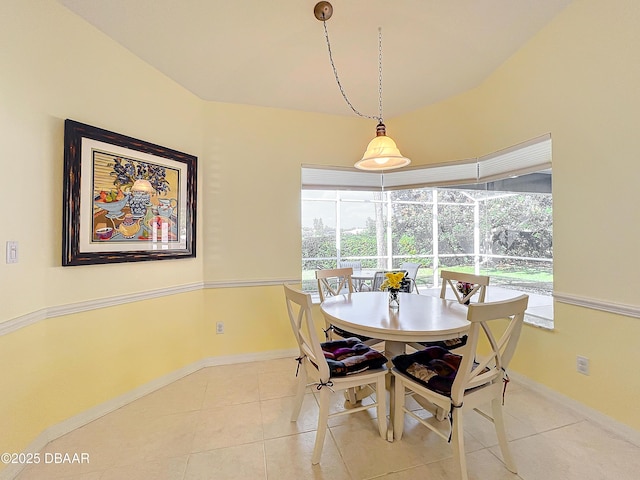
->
left=302, top=172, right=552, bottom=296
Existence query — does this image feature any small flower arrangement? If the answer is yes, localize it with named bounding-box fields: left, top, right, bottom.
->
left=456, top=281, right=475, bottom=305
left=381, top=272, right=409, bottom=309
left=380, top=271, right=409, bottom=292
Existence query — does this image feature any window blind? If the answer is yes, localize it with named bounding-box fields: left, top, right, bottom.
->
left=382, top=159, right=478, bottom=189
left=477, top=134, right=552, bottom=182
left=301, top=134, right=551, bottom=190
left=301, top=165, right=382, bottom=191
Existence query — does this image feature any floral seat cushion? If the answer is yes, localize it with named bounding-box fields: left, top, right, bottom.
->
left=330, top=326, right=373, bottom=342
left=320, top=338, right=387, bottom=377
left=417, top=335, right=468, bottom=350
left=392, top=346, right=462, bottom=395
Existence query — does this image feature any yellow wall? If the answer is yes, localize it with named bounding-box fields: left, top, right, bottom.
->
left=0, top=291, right=207, bottom=451
left=0, top=0, right=368, bottom=461
left=2, top=0, right=640, bottom=467
left=0, top=0, right=207, bottom=459
left=393, top=0, right=640, bottom=429
left=0, top=0, right=206, bottom=320
left=201, top=101, right=369, bottom=282
left=202, top=287, right=295, bottom=357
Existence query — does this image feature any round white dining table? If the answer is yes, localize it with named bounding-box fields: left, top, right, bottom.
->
left=321, top=291, right=471, bottom=441
left=320, top=291, right=470, bottom=357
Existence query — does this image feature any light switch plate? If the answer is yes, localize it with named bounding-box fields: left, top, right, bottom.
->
left=6, top=241, right=18, bottom=264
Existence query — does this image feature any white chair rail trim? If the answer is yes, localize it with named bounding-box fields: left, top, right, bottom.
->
left=203, top=278, right=300, bottom=289
left=4, top=285, right=635, bottom=338
left=0, top=279, right=301, bottom=337
left=554, top=291, right=640, bottom=319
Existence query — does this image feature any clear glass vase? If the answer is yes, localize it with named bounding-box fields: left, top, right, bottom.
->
left=388, top=289, right=400, bottom=309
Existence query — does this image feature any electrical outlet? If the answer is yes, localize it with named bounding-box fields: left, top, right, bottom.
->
left=216, top=322, right=224, bottom=334
left=576, top=355, right=589, bottom=375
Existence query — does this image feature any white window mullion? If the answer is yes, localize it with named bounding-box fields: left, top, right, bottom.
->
left=335, top=191, right=341, bottom=265
left=386, top=192, right=393, bottom=269
left=432, top=188, right=439, bottom=287
left=474, top=199, right=480, bottom=275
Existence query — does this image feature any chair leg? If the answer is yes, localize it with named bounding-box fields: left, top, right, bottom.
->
left=451, top=408, right=469, bottom=480
left=393, top=378, right=405, bottom=440
left=291, top=363, right=307, bottom=422
left=375, top=376, right=388, bottom=440
left=312, top=387, right=330, bottom=465
left=492, top=397, right=517, bottom=473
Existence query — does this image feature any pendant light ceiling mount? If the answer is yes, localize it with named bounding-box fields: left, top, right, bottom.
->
left=313, top=1, right=333, bottom=21
left=314, top=1, right=410, bottom=171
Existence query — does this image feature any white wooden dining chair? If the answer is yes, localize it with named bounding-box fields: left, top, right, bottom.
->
left=392, top=294, right=529, bottom=480
left=440, top=270, right=490, bottom=305
left=316, top=268, right=382, bottom=347
left=338, top=260, right=362, bottom=272
left=371, top=271, right=385, bottom=292
left=316, top=267, right=354, bottom=301
left=400, top=262, right=421, bottom=293
left=284, top=284, right=388, bottom=464
left=409, top=270, right=491, bottom=351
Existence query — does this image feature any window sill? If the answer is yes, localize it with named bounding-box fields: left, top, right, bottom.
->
left=310, top=288, right=555, bottom=329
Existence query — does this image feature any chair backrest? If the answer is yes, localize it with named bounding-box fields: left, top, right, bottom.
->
left=338, top=260, right=362, bottom=272
left=315, top=267, right=354, bottom=302
left=440, top=270, right=490, bottom=304
left=400, top=262, right=420, bottom=281
left=372, top=270, right=411, bottom=292
left=283, top=284, right=331, bottom=382
left=450, top=294, right=529, bottom=405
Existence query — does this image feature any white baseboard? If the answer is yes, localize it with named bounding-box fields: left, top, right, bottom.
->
left=509, top=371, right=640, bottom=447
left=4, top=351, right=637, bottom=480
left=0, top=349, right=297, bottom=480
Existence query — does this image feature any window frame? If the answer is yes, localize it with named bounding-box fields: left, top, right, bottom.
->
left=301, top=135, right=553, bottom=328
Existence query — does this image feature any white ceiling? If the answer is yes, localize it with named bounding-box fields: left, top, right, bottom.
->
left=57, top=0, right=572, bottom=119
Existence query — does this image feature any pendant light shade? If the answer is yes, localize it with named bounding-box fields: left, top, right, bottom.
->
left=315, top=3, right=411, bottom=172
left=355, top=122, right=410, bottom=171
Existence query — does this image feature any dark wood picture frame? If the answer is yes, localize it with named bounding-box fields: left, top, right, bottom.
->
left=62, top=119, right=197, bottom=266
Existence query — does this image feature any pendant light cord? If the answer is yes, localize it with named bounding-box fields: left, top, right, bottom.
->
left=321, top=19, right=384, bottom=124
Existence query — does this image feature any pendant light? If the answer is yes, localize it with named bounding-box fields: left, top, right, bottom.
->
left=314, top=1, right=410, bottom=171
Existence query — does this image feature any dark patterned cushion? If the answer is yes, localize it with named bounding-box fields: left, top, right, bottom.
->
left=392, top=346, right=462, bottom=395
left=320, top=338, right=387, bottom=377
left=418, top=335, right=468, bottom=350
left=331, top=325, right=373, bottom=342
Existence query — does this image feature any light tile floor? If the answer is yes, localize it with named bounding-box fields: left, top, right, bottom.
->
left=13, top=357, right=640, bottom=480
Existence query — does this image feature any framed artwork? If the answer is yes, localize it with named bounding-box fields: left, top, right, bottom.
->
left=62, top=119, right=197, bottom=266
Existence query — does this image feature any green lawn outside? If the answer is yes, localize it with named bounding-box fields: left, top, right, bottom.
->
left=302, top=263, right=553, bottom=295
